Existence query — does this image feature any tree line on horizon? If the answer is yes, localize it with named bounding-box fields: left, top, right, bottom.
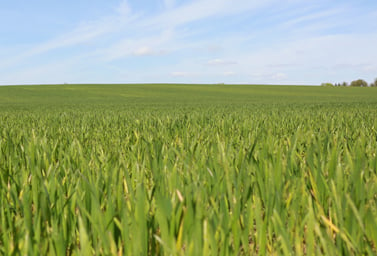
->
left=321, top=78, right=377, bottom=87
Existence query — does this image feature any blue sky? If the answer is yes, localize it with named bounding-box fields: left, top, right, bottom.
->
left=1, top=0, right=377, bottom=85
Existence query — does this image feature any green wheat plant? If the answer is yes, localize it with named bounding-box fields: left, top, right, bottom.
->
left=0, top=84, right=376, bottom=255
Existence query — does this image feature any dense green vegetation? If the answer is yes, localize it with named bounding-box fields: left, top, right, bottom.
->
left=1, top=84, right=377, bottom=255
left=322, top=77, right=377, bottom=87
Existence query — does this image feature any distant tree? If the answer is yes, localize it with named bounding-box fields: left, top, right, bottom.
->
left=321, top=82, right=334, bottom=87
left=341, top=81, right=348, bottom=87
left=350, top=79, right=368, bottom=87
left=372, top=78, right=377, bottom=87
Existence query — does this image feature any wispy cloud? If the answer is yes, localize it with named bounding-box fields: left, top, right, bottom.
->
left=117, top=0, right=132, bottom=15
left=0, top=0, right=138, bottom=69
left=133, top=46, right=159, bottom=56
left=171, top=71, right=194, bottom=78
left=144, top=0, right=275, bottom=29
left=1, top=0, right=377, bottom=85
left=98, top=28, right=175, bottom=61
left=281, top=8, right=343, bottom=29
left=207, top=59, right=237, bottom=66
left=163, top=0, right=175, bottom=9
left=224, top=71, right=236, bottom=76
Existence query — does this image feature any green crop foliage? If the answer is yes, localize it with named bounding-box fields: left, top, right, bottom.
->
left=0, top=84, right=376, bottom=255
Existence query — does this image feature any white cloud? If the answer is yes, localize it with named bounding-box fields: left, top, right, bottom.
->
left=0, top=55, right=84, bottom=85
left=0, top=5, right=139, bottom=70
left=1, top=0, right=274, bottom=69
left=171, top=71, right=189, bottom=77
left=133, top=47, right=151, bottom=56
left=272, top=72, right=288, bottom=80
left=0, top=25, right=106, bottom=69
left=281, top=8, right=343, bottom=29
left=231, top=31, right=377, bottom=84
left=99, top=28, right=173, bottom=61
left=163, top=0, right=175, bottom=9
left=363, top=65, right=377, bottom=72
left=143, top=0, right=277, bottom=30
left=2, top=0, right=377, bottom=85
left=117, top=0, right=131, bottom=16
left=224, top=71, right=236, bottom=76
left=207, top=59, right=237, bottom=66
